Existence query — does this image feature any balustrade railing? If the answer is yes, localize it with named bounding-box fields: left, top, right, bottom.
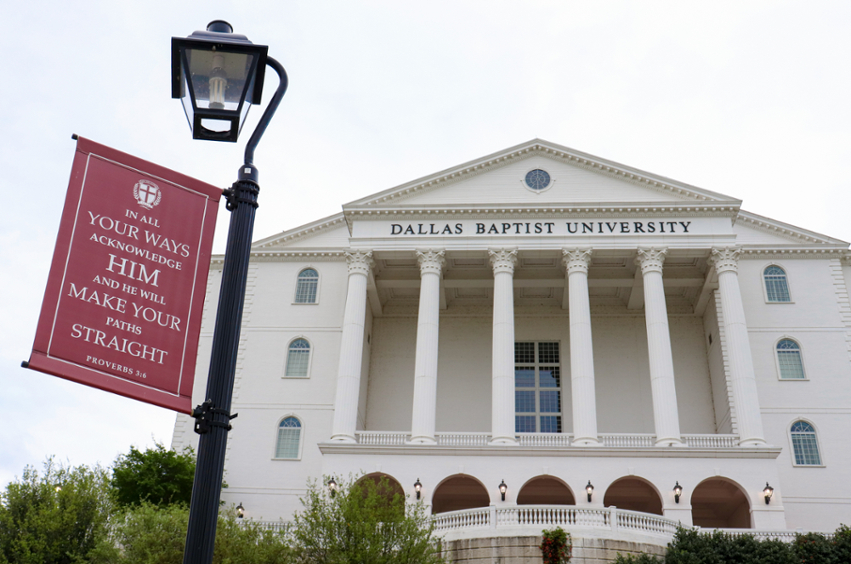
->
left=435, top=432, right=490, bottom=447
left=255, top=510, right=828, bottom=544
left=682, top=434, right=739, bottom=448
left=599, top=434, right=656, bottom=447
left=355, top=431, right=409, bottom=445
left=517, top=433, right=573, bottom=447
left=352, top=431, right=741, bottom=448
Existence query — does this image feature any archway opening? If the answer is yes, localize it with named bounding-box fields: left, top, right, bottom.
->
left=431, top=475, right=490, bottom=514
left=691, top=478, right=751, bottom=529
left=354, top=473, right=405, bottom=517
left=517, top=476, right=575, bottom=505
left=603, top=477, right=663, bottom=515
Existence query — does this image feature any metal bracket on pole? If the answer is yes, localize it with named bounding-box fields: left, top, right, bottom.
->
left=222, top=180, right=259, bottom=212
left=192, top=399, right=238, bottom=434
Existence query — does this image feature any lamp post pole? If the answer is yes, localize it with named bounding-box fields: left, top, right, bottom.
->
left=177, top=36, right=288, bottom=564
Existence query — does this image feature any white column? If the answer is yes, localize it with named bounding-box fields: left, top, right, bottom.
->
left=330, top=250, right=373, bottom=443
left=635, top=248, right=683, bottom=446
left=489, top=248, right=518, bottom=445
left=409, top=249, right=445, bottom=444
left=710, top=247, right=766, bottom=446
left=563, top=249, right=600, bottom=446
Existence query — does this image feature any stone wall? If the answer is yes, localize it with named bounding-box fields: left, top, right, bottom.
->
left=443, top=535, right=666, bottom=564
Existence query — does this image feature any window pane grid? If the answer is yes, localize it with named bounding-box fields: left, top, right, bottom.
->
left=285, top=339, right=310, bottom=377
left=275, top=418, right=301, bottom=459
left=515, top=342, right=561, bottom=433
left=295, top=269, right=319, bottom=303
left=764, top=266, right=790, bottom=302
left=790, top=421, right=821, bottom=465
left=777, top=339, right=804, bottom=379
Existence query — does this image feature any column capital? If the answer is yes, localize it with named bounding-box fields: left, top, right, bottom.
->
left=416, top=249, right=446, bottom=277
left=489, top=248, right=518, bottom=275
left=635, top=247, right=667, bottom=275
left=563, top=248, right=593, bottom=275
left=345, top=250, right=374, bottom=276
left=709, top=247, right=741, bottom=274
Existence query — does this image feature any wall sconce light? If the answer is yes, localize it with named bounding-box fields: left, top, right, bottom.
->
left=498, top=480, right=508, bottom=501
left=673, top=482, right=683, bottom=504
left=586, top=481, right=594, bottom=502
left=327, top=478, right=338, bottom=497
left=763, top=483, right=774, bottom=505
left=414, top=478, right=422, bottom=500
left=236, top=502, right=244, bottom=518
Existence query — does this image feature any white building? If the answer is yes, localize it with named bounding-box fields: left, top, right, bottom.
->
left=172, top=139, right=850, bottom=550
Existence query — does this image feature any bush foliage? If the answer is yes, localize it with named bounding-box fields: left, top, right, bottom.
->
left=615, top=525, right=851, bottom=564
left=0, top=459, right=113, bottom=564
left=540, top=527, right=572, bottom=564
left=291, top=475, right=446, bottom=564
left=111, top=443, right=195, bottom=507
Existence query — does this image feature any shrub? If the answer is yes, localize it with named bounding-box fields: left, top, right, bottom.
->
left=540, top=527, right=572, bottom=564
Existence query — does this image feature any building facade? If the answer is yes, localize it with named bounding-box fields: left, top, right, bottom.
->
left=172, top=139, right=851, bottom=543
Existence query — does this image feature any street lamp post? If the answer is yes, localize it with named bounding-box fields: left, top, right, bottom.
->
left=171, top=21, right=288, bottom=564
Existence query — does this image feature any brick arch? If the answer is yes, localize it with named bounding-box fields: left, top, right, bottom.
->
left=517, top=476, right=575, bottom=505
left=431, top=474, right=490, bottom=514
left=691, top=477, right=751, bottom=529
left=603, top=476, right=663, bottom=515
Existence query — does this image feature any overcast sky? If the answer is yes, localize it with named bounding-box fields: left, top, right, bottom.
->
left=1, top=1, right=849, bottom=487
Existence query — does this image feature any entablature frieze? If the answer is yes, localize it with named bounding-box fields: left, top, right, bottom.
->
left=209, top=246, right=850, bottom=267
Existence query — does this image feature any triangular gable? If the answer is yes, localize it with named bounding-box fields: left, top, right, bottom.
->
left=734, top=211, right=848, bottom=247
left=253, top=213, right=349, bottom=250
left=345, top=139, right=740, bottom=209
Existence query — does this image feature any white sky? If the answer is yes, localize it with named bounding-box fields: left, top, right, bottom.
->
left=1, top=1, right=849, bottom=487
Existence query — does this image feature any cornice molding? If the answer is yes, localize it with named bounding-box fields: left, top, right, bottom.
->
left=343, top=204, right=740, bottom=222
left=252, top=213, right=347, bottom=250
left=735, top=211, right=846, bottom=246
left=346, top=140, right=738, bottom=208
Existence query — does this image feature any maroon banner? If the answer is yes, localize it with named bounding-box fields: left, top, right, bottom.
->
left=26, top=137, right=221, bottom=413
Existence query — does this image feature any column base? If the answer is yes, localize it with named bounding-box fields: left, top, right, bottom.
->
left=739, top=437, right=768, bottom=447
left=407, top=436, right=437, bottom=445
left=329, top=434, right=357, bottom=443
left=572, top=437, right=602, bottom=447
left=655, top=437, right=687, bottom=447
left=488, top=436, right=518, bottom=446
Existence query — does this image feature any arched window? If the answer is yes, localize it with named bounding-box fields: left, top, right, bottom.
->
left=776, top=339, right=805, bottom=379
left=285, top=338, right=311, bottom=377
left=295, top=268, right=319, bottom=303
left=763, top=266, right=791, bottom=302
left=790, top=421, right=821, bottom=465
left=275, top=417, right=302, bottom=459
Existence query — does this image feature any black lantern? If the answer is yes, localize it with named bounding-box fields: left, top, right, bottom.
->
left=236, top=502, right=244, bottom=518
left=586, top=481, right=594, bottom=502
left=171, top=21, right=268, bottom=142
left=414, top=478, right=422, bottom=500
left=498, top=479, right=508, bottom=501
left=763, top=482, right=774, bottom=505
left=327, top=477, right=338, bottom=497
left=673, top=482, right=683, bottom=504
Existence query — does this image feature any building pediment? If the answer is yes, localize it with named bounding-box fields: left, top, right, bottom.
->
left=343, top=139, right=741, bottom=210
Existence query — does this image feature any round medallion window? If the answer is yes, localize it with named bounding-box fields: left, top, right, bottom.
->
left=525, top=169, right=551, bottom=191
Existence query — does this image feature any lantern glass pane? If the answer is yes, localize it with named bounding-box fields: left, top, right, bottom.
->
left=186, top=48, right=255, bottom=111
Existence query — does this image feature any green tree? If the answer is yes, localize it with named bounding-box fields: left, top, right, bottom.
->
left=111, top=443, right=195, bottom=507
left=0, top=458, right=113, bottom=564
left=290, top=475, right=446, bottom=564
left=90, top=503, right=293, bottom=564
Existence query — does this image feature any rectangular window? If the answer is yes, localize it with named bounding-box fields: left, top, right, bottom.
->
left=515, top=342, right=562, bottom=433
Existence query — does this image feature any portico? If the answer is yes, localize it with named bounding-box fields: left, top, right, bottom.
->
left=329, top=241, right=765, bottom=449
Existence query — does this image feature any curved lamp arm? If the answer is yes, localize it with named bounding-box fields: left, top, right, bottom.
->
left=242, top=56, right=289, bottom=174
